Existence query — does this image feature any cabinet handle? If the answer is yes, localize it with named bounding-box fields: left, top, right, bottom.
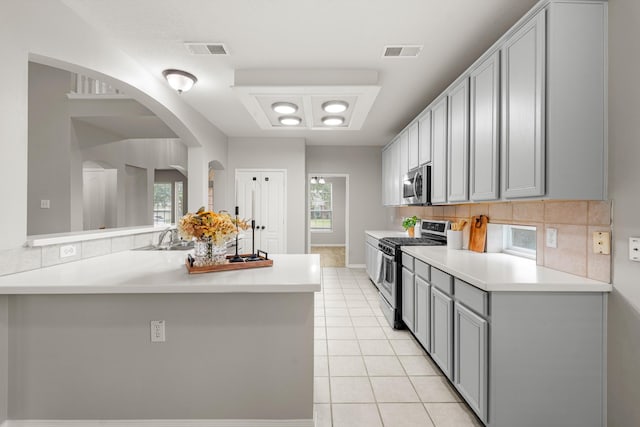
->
left=261, top=226, right=266, bottom=230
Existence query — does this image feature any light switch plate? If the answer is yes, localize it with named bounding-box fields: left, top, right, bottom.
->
left=40, top=199, right=50, bottom=209
left=629, top=237, right=640, bottom=262
left=592, top=231, right=611, bottom=255
left=546, top=228, right=558, bottom=248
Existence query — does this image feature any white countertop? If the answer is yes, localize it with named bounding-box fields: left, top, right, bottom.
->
left=0, top=252, right=322, bottom=295
left=401, top=246, right=611, bottom=292
left=366, top=230, right=410, bottom=240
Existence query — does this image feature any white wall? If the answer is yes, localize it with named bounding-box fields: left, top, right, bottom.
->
left=607, top=0, right=640, bottom=425
left=306, top=146, right=388, bottom=265
left=227, top=138, right=306, bottom=254
left=0, top=0, right=227, bottom=250
left=310, top=177, right=346, bottom=246
left=27, top=62, right=73, bottom=235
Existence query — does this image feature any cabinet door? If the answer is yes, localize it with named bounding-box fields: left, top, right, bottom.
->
left=402, top=266, right=415, bottom=332
left=501, top=11, right=546, bottom=198
left=414, top=276, right=430, bottom=352
left=391, top=139, right=401, bottom=206
left=382, top=146, right=389, bottom=206
left=408, top=122, right=420, bottom=170
left=470, top=52, right=500, bottom=201
left=399, top=131, right=409, bottom=180
left=431, top=97, right=448, bottom=204
left=418, top=111, right=432, bottom=166
left=430, top=286, right=453, bottom=379
left=454, top=302, right=488, bottom=423
left=447, top=77, right=470, bottom=202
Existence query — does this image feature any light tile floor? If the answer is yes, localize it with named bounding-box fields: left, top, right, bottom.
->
left=314, top=267, right=482, bottom=427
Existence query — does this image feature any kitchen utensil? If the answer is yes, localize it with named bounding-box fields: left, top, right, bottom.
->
left=469, top=215, right=489, bottom=253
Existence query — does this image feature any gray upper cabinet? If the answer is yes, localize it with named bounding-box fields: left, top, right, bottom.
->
left=431, top=97, right=448, bottom=204
left=418, top=111, right=432, bottom=166
left=447, top=77, right=470, bottom=202
left=470, top=51, right=500, bottom=201
left=382, top=139, right=401, bottom=206
left=408, top=121, right=420, bottom=171
left=501, top=10, right=546, bottom=199
left=454, top=301, right=488, bottom=423
left=399, top=130, right=409, bottom=180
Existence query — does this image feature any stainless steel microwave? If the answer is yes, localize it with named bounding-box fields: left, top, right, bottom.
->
left=402, top=164, right=431, bottom=205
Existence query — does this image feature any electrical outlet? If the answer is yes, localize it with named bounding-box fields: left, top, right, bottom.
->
left=40, top=199, right=50, bottom=209
left=546, top=228, right=558, bottom=248
left=629, top=237, right=640, bottom=262
left=151, top=320, right=166, bottom=343
left=592, top=231, right=611, bottom=255
left=59, top=244, right=77, bottom=258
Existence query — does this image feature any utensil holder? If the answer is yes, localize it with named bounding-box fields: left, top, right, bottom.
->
left=447, top=230, right=463, bottom=250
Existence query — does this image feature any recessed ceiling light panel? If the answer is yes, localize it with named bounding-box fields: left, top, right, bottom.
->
left=322, top=100, right=349, bottom=113
left=279, top=116, right=302, bottom=126
left=322, top=116, right=345, bottom=126
left=272, top=102, right=298, bottom=115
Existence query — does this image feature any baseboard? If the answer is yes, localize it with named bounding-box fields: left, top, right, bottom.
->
left=3, top=419, right=314, bottom=427
left=310, top=244, right=345, bottom=247
left=347, top=264, right=365, bottom=269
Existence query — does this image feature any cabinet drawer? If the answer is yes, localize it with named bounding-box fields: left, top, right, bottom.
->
left=455, top=279, right=488, bottom=317
left=366, top=235, right=379, bottom=247
left=431, top=267, right=453, bottom=295
left=402, top=253, right=414, bottom=271
left=415, top=260, right=430, bottom=281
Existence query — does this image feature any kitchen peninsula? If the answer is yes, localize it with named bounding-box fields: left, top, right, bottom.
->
left=0, top=252, right=321, bottom=425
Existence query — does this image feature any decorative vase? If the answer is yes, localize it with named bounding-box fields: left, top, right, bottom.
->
left=193, top=238, right=228, bottom=266
left=407, top=227, right=415, bottom=238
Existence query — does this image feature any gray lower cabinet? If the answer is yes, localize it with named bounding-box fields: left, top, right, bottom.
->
left=414, top=275, right=430, bottom=351
left=401, top=266, right=415, bottom=332
left=454, top=301, right=488, bottom=423
left=430, top=286, right=453, bottom=380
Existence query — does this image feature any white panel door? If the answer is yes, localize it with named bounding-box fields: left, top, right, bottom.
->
left=235, top=170, right=286, bottom=254
left=235, top=171, right=258, bottom=254
left=259, top=171, right=285, bottom=254
left=447, top=77, right=470, bottom=203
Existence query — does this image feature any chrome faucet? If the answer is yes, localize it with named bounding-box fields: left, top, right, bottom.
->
left=157, top=227, right=179, bottom=248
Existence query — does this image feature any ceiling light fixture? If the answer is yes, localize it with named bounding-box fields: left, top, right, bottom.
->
left=322, top=100, right=349, bottom=113
left=322, top=116, right=345, bottom=126
left=272, top=102, right=298, bottom=115
left=310, top=176, right=318, bottom=184
left=318, top=177, right=326, bottom=184
left=162, top=69, right=198, bottom=94
left=279, top=116, right=302, bottom=126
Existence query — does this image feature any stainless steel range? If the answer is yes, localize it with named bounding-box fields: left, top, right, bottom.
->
left=378, top=220, right=450, bottom=329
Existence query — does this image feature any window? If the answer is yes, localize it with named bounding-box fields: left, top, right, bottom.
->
left=503, top=225, right=537, bottom=259
left=310, top=182, right=332, bottom=231
left=153, top=181, right=185, bottom=226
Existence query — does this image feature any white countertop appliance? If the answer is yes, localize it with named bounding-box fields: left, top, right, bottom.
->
left=377, top=219, right=450, bottom=328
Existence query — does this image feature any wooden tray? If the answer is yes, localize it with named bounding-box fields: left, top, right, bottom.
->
left=185, top=252, right=273, bottom=274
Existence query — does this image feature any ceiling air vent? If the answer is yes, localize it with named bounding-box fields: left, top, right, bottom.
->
left=383, top=45, right=423, bottom=58
left=184, top=42, right=229, bottom=55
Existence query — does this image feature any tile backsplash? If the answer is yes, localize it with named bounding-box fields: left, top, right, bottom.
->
left=0, top=231, right=160, bottom=277
left=394, top=200, right=612, bottom=283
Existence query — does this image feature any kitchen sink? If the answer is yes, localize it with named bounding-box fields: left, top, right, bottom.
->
left=133, top=242, right=194, bottom=251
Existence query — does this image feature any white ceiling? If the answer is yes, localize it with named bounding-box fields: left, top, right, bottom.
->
left=61, top=0, right=538, bottom=146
